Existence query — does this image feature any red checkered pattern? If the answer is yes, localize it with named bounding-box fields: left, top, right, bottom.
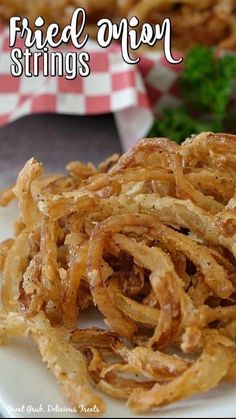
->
left=0, top=23, right=181, bottom=149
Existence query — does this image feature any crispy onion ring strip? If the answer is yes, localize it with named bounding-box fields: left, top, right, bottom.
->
left=62, top=242, right=88, bottom=325
left=87, top=235, right=138, bottom=338
left=40, top=217, right=61, bottom=304
left=2, top=231, right=30, bottom=311
left=111, top=289, right=159, bottom=327
left=13, top=158, right=43, bottom=229
left=114, top=215, right=233, bottom=298
left=0, top=184, right=15, bottom=207
left=134, top=195, right=236, bottom=257
left=128, top=342, right=234, bottom=413
left=0, top=312, right=105, bottom=414
left=0, top=239, right=14, bottom=272
left=38, top=192, right=98, bottom=220
left=113, top=343, right=191, bottom=381
left=113, top=233, right=195, bottom=344
left=87, top=347, right=154, bottom=400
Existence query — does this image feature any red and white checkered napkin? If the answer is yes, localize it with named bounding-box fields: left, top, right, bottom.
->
left=0, top=23, right=181, bottom=150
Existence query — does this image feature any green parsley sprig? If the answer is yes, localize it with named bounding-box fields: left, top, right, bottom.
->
left=149, top=46, right=236, bottom=143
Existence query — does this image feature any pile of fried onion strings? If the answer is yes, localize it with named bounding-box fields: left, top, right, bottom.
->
left=0, top=132, right=236, bottom=415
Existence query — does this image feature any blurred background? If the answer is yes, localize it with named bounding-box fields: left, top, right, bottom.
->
left=0, top=0, right=236, bottom=184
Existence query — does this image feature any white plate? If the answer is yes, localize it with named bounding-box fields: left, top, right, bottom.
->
left=0, top=203, right=235, bottom=419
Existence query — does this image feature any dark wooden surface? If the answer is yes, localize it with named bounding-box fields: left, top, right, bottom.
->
left=0, top=113, right=121, bottom=188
